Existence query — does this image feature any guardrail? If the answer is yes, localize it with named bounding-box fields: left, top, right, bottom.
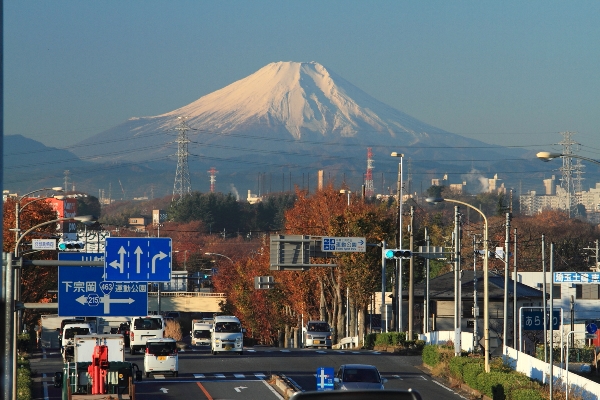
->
left=337, top=336, right=359, bottom=349
left=148, top=292, right=226, bottom=298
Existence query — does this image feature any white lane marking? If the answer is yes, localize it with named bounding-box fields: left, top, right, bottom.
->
left=247, top=349, right=256, bottom=352
left=352, top=351, right=361, bottom=354
left=43, top=348, right=47, bottom=359
left=154, top=375, right=165, bottom=379
left=215, top=373, right=226, bottom=378
left=43, top=373, right=49, bottom=400
left=280, top=350, right=291, bottom=353
left=234, top=373, right=245, bottom=378
left=255, top=373, right=266, bottom=379
left=193, top=374, right=205, bottom=378
left=432, top=379, right=468, bottom=399
left=262, top=379, right=285, bottom=399
left=316, top=351, right=327, bottom=354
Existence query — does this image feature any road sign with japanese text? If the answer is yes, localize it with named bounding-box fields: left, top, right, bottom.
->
left=522, top=310, right=560, bottom=331
left=58, top=252, right=147, bottom=317
left=321, top=237, right=366, bottom=252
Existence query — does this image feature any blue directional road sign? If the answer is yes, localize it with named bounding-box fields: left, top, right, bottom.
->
left=322, top=237, right=366, bottom=252
left=105, top=237, right=172, bottom=282
left=58, top=253, right=147, bottom=317
left=316, top=367, right=334, bottom=391
left=522, top=310, right=561, bottom=331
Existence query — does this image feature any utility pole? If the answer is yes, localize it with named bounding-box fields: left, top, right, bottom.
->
left=583, top=239, right=599, bottom=271
left=513, top=228, right=518, bottom=348
left=408, top=206, right=414, bottom=339
left=454, top=206, right=462, bottom=355
left=503, top=212, right=511, bottom=346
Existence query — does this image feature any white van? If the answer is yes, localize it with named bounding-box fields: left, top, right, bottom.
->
left=61, top=322, right=92, bottom=362
left=191, top=322, right=212, bottom=346
left=129, top=316, right=164, bottom=354
left=211, top=315, right=244, bottom=355
left=144, top=338, right=178, bottom=377
left=304, top=320, right=332, bottom=349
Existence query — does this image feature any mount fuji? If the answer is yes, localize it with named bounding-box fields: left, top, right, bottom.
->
left=24, top=61, right=534, bottom=196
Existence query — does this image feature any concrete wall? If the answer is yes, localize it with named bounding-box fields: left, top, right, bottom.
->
left=148, top=292, right=224, bottom=313
left=503, top=345, right=600, bottom=400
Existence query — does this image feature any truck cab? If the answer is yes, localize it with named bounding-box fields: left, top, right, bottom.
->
left=61, top=322, right=92, bottom=362
left=211, top=315, right=244, bottom=355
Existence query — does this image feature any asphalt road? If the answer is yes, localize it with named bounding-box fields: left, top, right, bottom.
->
left=30, top=345, right=468, bottom=400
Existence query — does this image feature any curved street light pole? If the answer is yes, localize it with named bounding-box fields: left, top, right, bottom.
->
left=205, top=252, right=234, bottom=263
left=426, top=197, right=490, bottom=373
left=10, top=214, right=94, bottom=400
left=537, top=151, right=600, bottom=166
left=13, top=187, right=63, bottom=248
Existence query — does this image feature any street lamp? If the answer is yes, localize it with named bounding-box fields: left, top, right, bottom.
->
left=340, top=189, right=351, bottom=206
left=391, top=152, right=403, bottom=332
left=537, top=151, right=600, bottom=165
left=14, top=215, right=95, bottom=255
left=10, top=214, right=94, bottom=400
left=426, top=197, right=490, bottom=373
left=13, top=187, right=63, bottom=253
left=205, top=252, right=233, bottom=263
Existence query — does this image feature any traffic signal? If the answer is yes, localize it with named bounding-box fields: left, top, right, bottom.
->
left=58, top=241, right=85, bottom=251
left=384, top=249, right=412, bottom=259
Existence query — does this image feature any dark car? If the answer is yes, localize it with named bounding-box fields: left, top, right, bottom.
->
left=334, top=364, right=387, bottom=390
left=117, top=322, right=131, bottom=347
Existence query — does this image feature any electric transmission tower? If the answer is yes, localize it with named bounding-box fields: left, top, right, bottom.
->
left=558, top=131, right=583, bottom=217
left=365, top=148, right=374, bottom=197
left=172, top=117, right=192, bottom=202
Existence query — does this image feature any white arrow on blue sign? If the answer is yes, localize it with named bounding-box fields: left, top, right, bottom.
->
left=322, top=237, right=366, bottom=252
left=105, top=237, right=172, bottom=282
left=316, top=367, right=334, bottom=391
left=58, top=253, right=148, bottom=317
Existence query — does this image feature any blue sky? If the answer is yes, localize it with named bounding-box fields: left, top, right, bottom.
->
left=4, top=1, right=600, bottom=159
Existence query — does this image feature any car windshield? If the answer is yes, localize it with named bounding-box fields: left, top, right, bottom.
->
left=194, top=330, right=211, bottom=339
left=343, top=368, right=380, bottom=383
left=65, top=327, right=90, bottom=339
left=215, top=322, right=241, bottom=333
left=147, top=342, right=177, bottom=356
left=133, top=318, right=162, bottom=330
left=307, top=323, right=330, bottom=332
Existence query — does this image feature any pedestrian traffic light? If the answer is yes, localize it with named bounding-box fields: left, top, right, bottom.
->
left=58, top=241, right=85, bottom=251
left=384, top=249, right=412, bottom=259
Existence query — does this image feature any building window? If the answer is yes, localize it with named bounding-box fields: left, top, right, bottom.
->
left=552, top=284, right=561, bottom=299
left=575, top=284, right=600, bottom=299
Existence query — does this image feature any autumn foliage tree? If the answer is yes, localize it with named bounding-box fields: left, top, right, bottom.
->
left=3, top=197, right=61, bottom=328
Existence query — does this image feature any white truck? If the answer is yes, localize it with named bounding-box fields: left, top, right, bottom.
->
left=61, top=322, right=93, bottom=362
left=191, top=322, right=212, bottom=346
left=129, top=315, right=165, bottom=354
left=73, top=334, right=125, bottom=362
left=211, top=315, right=245, bottom=355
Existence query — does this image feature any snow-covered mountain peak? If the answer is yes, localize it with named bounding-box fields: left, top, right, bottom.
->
left=163, top=61, right=410, bottom=139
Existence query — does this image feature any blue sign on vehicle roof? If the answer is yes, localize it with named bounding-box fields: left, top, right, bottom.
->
left=316, top=367, right=334, bottom=391
left=58, top=253, right=148, bottom=317
left=104, top=237, right=172, bottom=282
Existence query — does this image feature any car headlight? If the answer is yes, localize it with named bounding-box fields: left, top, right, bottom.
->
left=327, top=335, right=332, bottom=340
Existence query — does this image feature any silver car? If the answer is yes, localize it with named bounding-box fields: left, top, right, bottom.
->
left=334, top=364, right=387, bottom=390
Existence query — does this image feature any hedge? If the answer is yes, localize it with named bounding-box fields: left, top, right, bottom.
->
left=17, top=356, right=31, bottom=400
left=510, top=388, right=544, bottom=400
left=422, top=344, right=441, bottom=367
left=462, top=361, right=484, bottom=390
left=448, top=356, right=473, bottom=380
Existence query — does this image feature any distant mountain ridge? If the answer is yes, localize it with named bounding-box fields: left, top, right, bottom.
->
left=6, top=61, right=540, bottom=196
